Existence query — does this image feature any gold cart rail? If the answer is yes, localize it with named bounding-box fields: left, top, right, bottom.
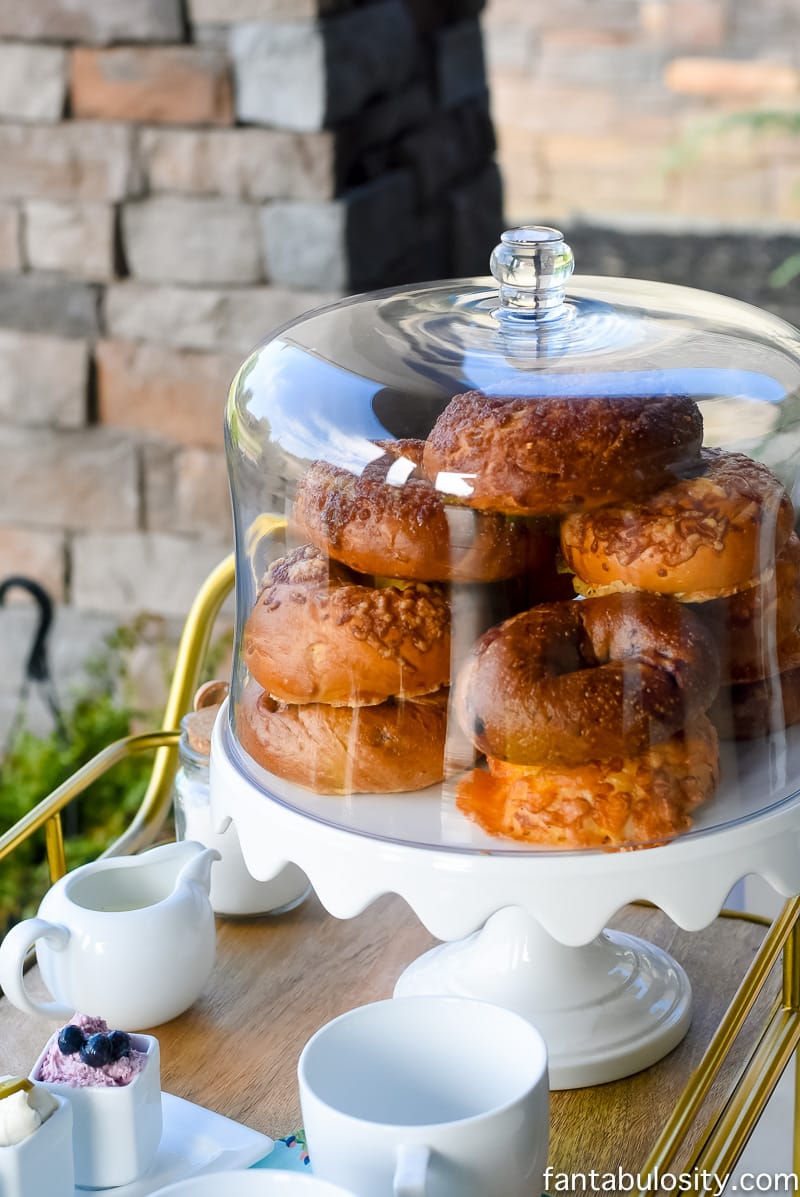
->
left=0, top=552, right=798, bottom=1193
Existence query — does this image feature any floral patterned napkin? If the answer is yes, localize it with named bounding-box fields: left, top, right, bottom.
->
left=252, top=1129, right=311, bottom=1173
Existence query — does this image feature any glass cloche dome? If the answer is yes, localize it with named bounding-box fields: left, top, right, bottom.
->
left=223, top=226, right=800, bottom=855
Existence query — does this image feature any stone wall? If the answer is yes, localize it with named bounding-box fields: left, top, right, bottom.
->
left=563, top=223, right=800, bottom=330
left=484, top=0, right=800, bottom=227
left=5, top=0, right=800, bottom=741
left=0, top=0, right=502, bottom=737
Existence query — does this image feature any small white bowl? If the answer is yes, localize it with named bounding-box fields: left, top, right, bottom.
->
left=0, top=1090, right=74, bottom=1197
left=152, top=1169, right=356, bottom=1195
left=31, top=1032, right=162, bottom=1188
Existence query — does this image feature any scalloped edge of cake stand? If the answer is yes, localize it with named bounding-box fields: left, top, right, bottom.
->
left=210, top=705, right=800, bottom=947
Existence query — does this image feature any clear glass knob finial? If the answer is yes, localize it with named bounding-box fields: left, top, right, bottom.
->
left=490, top=226, right=574, bottom=321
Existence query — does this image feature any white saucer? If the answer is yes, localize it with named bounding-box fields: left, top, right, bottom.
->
left=75, top=1092, right=274, bottom=1194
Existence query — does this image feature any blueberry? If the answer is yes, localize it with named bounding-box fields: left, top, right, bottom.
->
left=57, top=1024, right=85, bottom=1055
left=79, top=1033, right=114, bottom=1068
left=108, top=1031, right=131, bottom=1061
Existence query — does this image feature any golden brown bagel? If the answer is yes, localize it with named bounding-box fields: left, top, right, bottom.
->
left=692, top=533, right=800, bottom=683
left=456, top=716, right=719, bottom=849
left=291, top=447, right=553, bottom=583
left=560, top=448, right=794, bottom=602
left=237, top=682, right=448, bottom=794
left=421, top=390, right=703, bottom=516
left=455, top=592, right=720, bottom=767
left=243, top=544, right=450, bottom=706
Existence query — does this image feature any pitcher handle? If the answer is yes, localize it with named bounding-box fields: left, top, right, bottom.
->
left=0, top=918, right=73, bottom=1019
left=393, top=1143, right=430, bottom=1197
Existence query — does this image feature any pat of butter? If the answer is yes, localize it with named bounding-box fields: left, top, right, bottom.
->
left=0, top=1078, right=32, bottom=1101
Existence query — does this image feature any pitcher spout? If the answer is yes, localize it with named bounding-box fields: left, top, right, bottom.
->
left=173, top=843, right=221, bottom=896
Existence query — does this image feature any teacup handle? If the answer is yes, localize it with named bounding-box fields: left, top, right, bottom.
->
left=0, top=917, right=74, bottom=1019
left=393, top=1143, right=431, bottom=1197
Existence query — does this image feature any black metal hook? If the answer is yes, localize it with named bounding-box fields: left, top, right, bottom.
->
left=0, top=575, right=64, bottom=736
left=0, top=575, right=55, bottom=683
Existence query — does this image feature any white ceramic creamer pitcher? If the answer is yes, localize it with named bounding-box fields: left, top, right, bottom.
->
left=0, top=841, right=219, bottom=1029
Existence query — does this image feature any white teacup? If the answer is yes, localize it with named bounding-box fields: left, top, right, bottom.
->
left=298, top=996, right=549, bottom=1197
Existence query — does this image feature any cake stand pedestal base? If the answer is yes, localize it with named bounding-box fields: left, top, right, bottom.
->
left=213, top=712, right=800, bottom=1087
left=393, top=905, right=692, bottom=1089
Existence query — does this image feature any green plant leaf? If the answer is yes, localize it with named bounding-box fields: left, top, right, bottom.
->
left=0, top=628, right=152, bottom=933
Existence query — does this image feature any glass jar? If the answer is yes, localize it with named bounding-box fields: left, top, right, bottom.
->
left=174, top=706, right=310, bottom=916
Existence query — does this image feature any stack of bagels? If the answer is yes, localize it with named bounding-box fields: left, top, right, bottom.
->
left=237, top=388, right=798, bottom=849
left=239, top=439, right=561, bottom=794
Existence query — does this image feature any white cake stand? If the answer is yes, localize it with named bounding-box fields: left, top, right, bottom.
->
left=209, top=701, right=800, bottom=1089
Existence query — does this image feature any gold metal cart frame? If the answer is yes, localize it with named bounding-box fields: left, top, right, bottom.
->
left=2, top=553, right=799, bottom=1191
